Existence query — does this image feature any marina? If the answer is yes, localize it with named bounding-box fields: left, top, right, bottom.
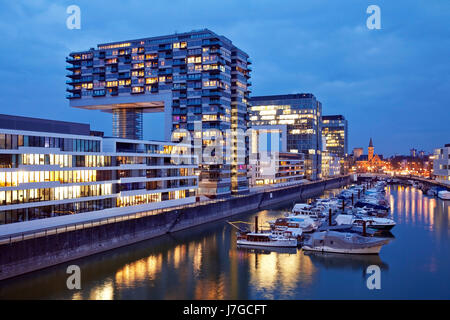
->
left=0, top=181, right=449, bottom=299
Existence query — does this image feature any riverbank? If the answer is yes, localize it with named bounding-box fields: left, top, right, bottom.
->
left=0, top=176, right=350, bottom=281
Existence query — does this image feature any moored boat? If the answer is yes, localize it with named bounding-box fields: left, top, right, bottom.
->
left=302, top=231, right=390, bottom=254
left=438, top=191, right=450, bottom=200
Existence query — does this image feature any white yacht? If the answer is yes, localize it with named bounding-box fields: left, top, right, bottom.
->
left=335, top=214, right=396, bottom=231
left=302, top=231, right=390, bottom=254
left=438, top=191, right=450, bottom=200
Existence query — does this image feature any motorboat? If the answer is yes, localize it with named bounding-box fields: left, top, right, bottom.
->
left=335, top=214, right=396, bottom=231
left=291, top=203, right=325, bottom=219
left=438, top=191, right=450, bottom=200
left=231, top=216, right=299, bottom=248
left=268, top=215, right=318, bottom=233
left=237, top=232, right=298, bottom=248
left=302, top=231, right=390, bottom=254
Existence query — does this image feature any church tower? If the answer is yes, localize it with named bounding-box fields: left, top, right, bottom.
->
left=368, top=138, right=374, bottom=162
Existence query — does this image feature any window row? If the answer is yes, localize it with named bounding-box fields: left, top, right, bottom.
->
left=0, top=170, right=113, bottom=187
left=0, top=133, right=100, bottom=152
left=0, top=183, right=113, bottom=206
left=0, top=198, right=115, bottom=225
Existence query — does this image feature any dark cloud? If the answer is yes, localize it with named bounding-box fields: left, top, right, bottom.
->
left=0, top=0, right=448, bottom=155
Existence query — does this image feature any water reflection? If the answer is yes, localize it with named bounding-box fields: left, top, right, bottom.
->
left=304, top=251, right=389, bottom=271
left=1, top=187, right=450, bottom=299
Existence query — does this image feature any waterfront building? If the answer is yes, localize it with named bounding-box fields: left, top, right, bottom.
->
left=249, top=152, right=305, bottom=187
left=249, top=94, right=322, bottom=180
left=321, top=115, right=348, bottom=157
left=321, top=151, right=341, bottom=178
left=432, top=143, right=450, bottom=184
left=355, top=138, right=386, bottom=173
left=0, top=114, right=198, bottom=225
left=353, top=147, right=363, bottom=160
left=66, top=29, right=251, bottom=198
left=248, top=127, right=305, bottom=186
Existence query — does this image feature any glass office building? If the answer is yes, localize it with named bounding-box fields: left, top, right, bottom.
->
left=66, top=29, right=251, bottom=197
left=321, top=115, right=348, bottom=157
left=249, top=94, right=322, bottom=180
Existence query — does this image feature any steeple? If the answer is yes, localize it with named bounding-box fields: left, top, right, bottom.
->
left=368, top=138, right=374, bottom=161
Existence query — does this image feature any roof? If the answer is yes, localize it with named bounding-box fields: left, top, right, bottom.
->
left=322, top=115, right=346, bottom=121
left=369, top=138, right=373, bottom=148
left=0, top=113, right=91, bottom=136
left=250, top=93, right=316, bottom=102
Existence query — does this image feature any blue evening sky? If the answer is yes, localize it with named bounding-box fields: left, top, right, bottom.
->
left=0, top=0, right=448, bottom=156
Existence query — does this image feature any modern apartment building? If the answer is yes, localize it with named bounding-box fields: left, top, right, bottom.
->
left=66, top=29, right=251, bottom=198
left=321, top=151, right=341, bottom=178
left=249, top=94, right=322, bottom=180
left=0, top=114, right=198, bottom=225
left=321, top=115, right=348, bottom=157
left=249, top=152, right=305, bottom=187
left=433, top=143, right=450, bottom=184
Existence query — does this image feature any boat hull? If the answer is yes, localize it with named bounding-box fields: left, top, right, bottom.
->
left=301, top=244, right=384, bottom=255
left=237, top=239, right=298, bottom=248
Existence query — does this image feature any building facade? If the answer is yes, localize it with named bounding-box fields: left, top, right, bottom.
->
left=321, top=151, right=341, bottom=178
left=249, top=152, right=305, bottom=187
left=355, top=138, right=386, bottom=173
left=321, top=115, right=348, bottom=157
left=433, top=144, right=450, bottom=184
left=0, top=114, right=198, bottom=225
left=249, top=94, right=322, bottom=180
left=66, top=29, right=251, bottom=198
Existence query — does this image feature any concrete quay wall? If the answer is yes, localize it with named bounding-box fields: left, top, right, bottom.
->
left=0, top=176, right=350, bottom=280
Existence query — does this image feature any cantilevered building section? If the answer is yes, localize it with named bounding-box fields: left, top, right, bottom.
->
left=66, top=29, right=252, bottom=197
left=249, top=94, right=322, bottom=180
left=0, top=114, right=198, bottom=225
left=321, top=115, right=348, bottom=157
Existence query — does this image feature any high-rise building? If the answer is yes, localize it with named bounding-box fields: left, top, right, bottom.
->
left=66, top=29, right=251, bottom=198
left=249, top=94, right=322, bottom=180
left=321, top=115, right=348, bottom=157
left=0, top=114, right=198, bottom=225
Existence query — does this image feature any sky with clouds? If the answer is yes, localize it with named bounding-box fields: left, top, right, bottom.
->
left=0, top=0, right=448, bottom=156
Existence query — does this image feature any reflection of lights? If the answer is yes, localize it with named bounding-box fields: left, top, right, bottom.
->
left=248, top=252, right=315, bottom=299
left=115, top=254, right=163, bottom=287
left=89, top=279, right=114, bottom=300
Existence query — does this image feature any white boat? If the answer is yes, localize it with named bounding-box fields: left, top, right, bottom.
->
left=302, top=231, right=390, bottom=254
left=268, top=215, right=318, bottom=233
left=237, top=232, right=298, bottom=248
left=335, top=214, right=396, bottom=231
left=291, top=203, right=325, bottom=219
left=438, top=191, right=450, bottom=200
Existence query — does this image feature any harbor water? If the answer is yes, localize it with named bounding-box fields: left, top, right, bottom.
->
left=0, top=185, right=449, bottom=299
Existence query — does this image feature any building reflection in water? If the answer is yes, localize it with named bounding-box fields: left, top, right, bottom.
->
left=386, top=185, right=448, bottom=237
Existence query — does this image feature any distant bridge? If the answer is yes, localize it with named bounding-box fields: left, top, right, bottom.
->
left=355, top=173, right=450, bottom=191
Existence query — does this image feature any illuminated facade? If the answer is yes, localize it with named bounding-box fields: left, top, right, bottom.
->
left=249, top=94, right=322, bottom=180
left=321, top=115, right=348, bottom=157
left=321, top=152, right=341, bottom=178
left=0, top=114, right=198, bottom=225
left=433, top=144, right=450, bottom=184
left=249, top=152, right=305, bottom=187
left=355, top=138, right=386, bottom=173
left=66, top=29, right=251, bottom=198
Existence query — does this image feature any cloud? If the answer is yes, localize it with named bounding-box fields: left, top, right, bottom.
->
left=0, top=0, right=448, bottom=154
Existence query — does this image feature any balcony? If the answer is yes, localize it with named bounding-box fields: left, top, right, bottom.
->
left=66, top=93, right=81, bottom=99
